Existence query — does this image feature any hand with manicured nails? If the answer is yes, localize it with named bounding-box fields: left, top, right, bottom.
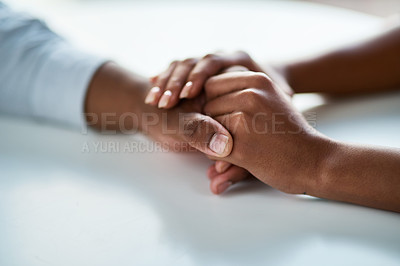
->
left=202, top=71, right=331, bottom=194
left=144, top=51, right=265, bottom=109
left=143, top=53, right=295, bottom=194
left=140, top=93, right=234, bottom=158
left=85, top=62, right=234, bottom=159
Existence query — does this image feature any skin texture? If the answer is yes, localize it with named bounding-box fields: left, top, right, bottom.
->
left=152, top=25, right=400, bottom=207
left=147, top=53, right=294, bottom=193
left=204, top=71, right=400, bottom=213
left=203, top=71, right=330, bottom=194
left=284, top=25, right=400, bottom=94
left=145, top=51, right=267, bottom=109
left=85, top=62, right=234, bottom=158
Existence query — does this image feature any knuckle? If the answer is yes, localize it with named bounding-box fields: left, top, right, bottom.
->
left=230, top=111, right=246, bottom=125
left=252, top=72, right=272, bottom=87
left=203, top=53, right=218, bottom=60
left=157, top=74, right=169, bottom=85
left=182, top=57, right=198, bottom=65
left=202, top=54, right=222, bottom=67
left=169, top=60, right=179, bottom=67
left=183, top=116, right=210, bottom=142
left=224, top=65, right=249, bottom=72
left=167, top=78, right=183, bottom=91
left=158, top=71, right=174, bottom=82
left=231, top=111, right=250, bottom=134
left=241, top=88, right=260, bottom=101
left=236, top=50, right=250, bottom=59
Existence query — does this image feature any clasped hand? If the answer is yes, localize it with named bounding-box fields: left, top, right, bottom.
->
left=146, top=52, right=328, bottom=195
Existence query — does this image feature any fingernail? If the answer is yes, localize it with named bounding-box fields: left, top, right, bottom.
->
left=158, top=90, right=172, bottom=108
left=215, top=161, right=231, bottom=173
left=217, top=181, right=232, bottom=194
left=145, top=87, right=160, bottom=104
left=209, top=133, right=229, bottom=155
left=179, top=81, right=193, bottom=98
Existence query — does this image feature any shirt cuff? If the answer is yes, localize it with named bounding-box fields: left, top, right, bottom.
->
left=31, top=42, right=108, bottom=129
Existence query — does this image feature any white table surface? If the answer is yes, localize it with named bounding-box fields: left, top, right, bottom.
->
left=1, top=1, right=400, bottom=266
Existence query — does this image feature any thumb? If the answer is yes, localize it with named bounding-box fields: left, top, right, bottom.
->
left=180, top=113, right=233, bottom=158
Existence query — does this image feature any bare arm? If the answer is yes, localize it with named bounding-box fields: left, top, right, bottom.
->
left=277, top=26, right=400, bottom=211
left=282, top=25, right=400, bottom=94
left=203, top=71, right=400, bottom=212
left=310, top=142, right=400, bottom=212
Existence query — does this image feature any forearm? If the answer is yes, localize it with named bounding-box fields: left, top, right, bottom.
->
left=84, top=62, right=151, bottom=132
left=309, top=141, right=400, bottom=212
left=281, top=25, right=400, bottom=94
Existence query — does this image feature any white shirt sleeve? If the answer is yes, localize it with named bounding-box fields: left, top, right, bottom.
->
left=0, top=3, right=107, bottom=128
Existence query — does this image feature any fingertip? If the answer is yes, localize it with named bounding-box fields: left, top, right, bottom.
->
left=145, top=86, right=162, bottom=105
left=179, top=81, right=193, bottom=99
left=210, top=185, right=219, bottom=195
left=208, top=132, right=233, bottom=158
left=210, top=177, right=232, bottom=195
left=210, top=179, right=220, bottom=194
left=208, top=165, right=250, bottom=195
left=215, top=161, right=231, bottom=173
left=168, top=92, right=182, bottom=109
left=207, top=164, right=219, bottom=179
left=158, top=90, right=172, bottom=108
left=207, top=164, right=215, bottom=179
left=184, top=114, right=233, bottom=158
left=217, top=181, right=232, bottom=194
left=186, top=81, right=204, bottom=99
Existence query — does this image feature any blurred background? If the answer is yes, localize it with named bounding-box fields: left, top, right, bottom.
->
left=6, top=0, right=400, bottom=17
left=3, top=0, right=396, bottom=110
left=4, top=0, right=397, bottom=79
left=307, top=0, right=400, bottom=17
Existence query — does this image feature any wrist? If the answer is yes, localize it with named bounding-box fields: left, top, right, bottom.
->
left=263, top=63, right=294, bottom=97
left=85, top=62, right=151, bottom=132
left=303, top=135, right=340, bottom=197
